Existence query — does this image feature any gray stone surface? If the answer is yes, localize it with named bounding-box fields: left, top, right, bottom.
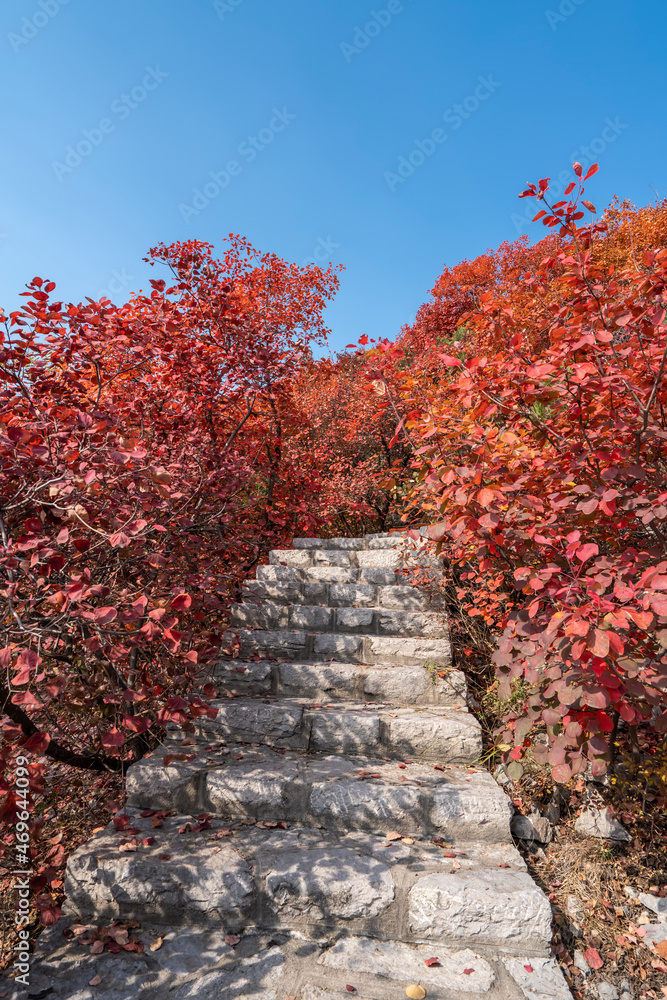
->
left=320, top=935, right=495, bottom=992
left=236, top=628, right=309, bottom=659
left=378, top=584, right=429, bottom=609
left=638, top=891, right=667, bottom=920
left=264, top=848, right=394, bottom=921
left=65, top=815, right=255, bottom=926
left=366, top=635, right=451, bottom=666
left=231, top=602, right=288, bottom=630
left=290, top=605, right=334, bottom=630
left=511, top=808, right=553, bottom=845
left=643, top=923, right=667, bottom=946
left=329, top=584, right=377, bottom=607
left=502, top=957, right=573, bottom=1000
left=335, top=607, right=376, bottom=633
left=386, top=708, right=481, bottom=762
left=270, top=549, right=313, bottom=566
left=574, top=806, right=631, bottom=841
left=207, top=762, right=297, bottom=815
left=409, top=869, right=553, bottom=949
left=313, top=633, right=364, bottom=661
left=308, top=709, right=382, bottom=754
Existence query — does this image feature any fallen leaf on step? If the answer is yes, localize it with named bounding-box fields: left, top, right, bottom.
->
left=345, top=986, right=356, bottom=993
left=159, top=853, right=171, bottom=860
left=497, top=863, right=510, bottom=868
left=406, top=986, right=426, bottom=999
left=656, top=941, right=667, bottom=961
left=88, top=976, right=102, bottom=986
left=462, top=969, right=474, bottom=975
left=424, top=957, right=440, bottom=967
left=149, top=937, right=163, bottom=952
left=523, top=965, right=533, bottom=973
left=398, top=764, right=407, bottom=769
left=225, top=934, right=241, bottom=946
left=433, top=765, right=444, bottom=771
left=443, top=852, right=456, bottom=858
left=401, top=837, right=414, bottom=845
left=386, top=831, right=402, bottom=841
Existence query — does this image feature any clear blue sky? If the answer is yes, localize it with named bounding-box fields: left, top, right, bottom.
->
left=1, top=0, right=664, bottom=352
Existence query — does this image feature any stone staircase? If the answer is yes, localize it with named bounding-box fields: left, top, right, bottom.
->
left=16, top=534, right=572, bottom=1000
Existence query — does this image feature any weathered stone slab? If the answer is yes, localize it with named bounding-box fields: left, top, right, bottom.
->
left=502, top=956, right=573, bottom=1000
left=263, top=848, right=394, bottom=921
left=386, top=709, right=481, bottom=763
left=206, top=762, right=298, bottom=816
left=276, top=662, right=360, bottom=698
left=313, top=633, right=363, bottom=661
left=429, top=775, right=513, bottom=842
left=290, top=605, right=334, bottom=630
left=357, top=550, right=403, bottom=569
left=215, top=660, right=273, bottom=694
left=308, top=710, right=381, bottom=754
left=320, top=936, right=495, bottom=992
left=409, top=869, right=553, bottom=949
left=270, top=549, right=313, bottom=567
left=366, top=635, right=451, bottom=666
left=65, top=816, right=255, bottom=926
left=293, top=537, right=364, bottom=549
left=236, top=628, right=308, bottom=659
left=309, top=779, right=422, bottom=832
left=231, top=602, right=289, bottom=630
left=14, top=926, right=286, bottom=1000
left=329, top=584, right=377, bottom=607
left=313, top=550, right=352, bottom=567
left=376, top=610, right=447, bottom=638
left=335, top=607, right=375, bottom=633
left=243, top=579, right=301, bottom=603
left=377, top=585, right=429, bottom=610
left=206, top=700, right=303, bottom=745
left=126, top=753, right=206, bottom=813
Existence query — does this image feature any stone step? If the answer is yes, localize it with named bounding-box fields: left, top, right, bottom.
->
left=231, top=601, right=447, bottom=638
left=64, top=810, right=553, bottom=956
left=243, top=579, right=431, bottom=610
left=231, top=628, right=451, bottom=667
left=190, top=697, right=480, bottom=763
left=257, top=564, right=404, bottom=586
left=20, top=921, right=571, bottom=1000
left=270, top=548, right=431, bottom=570
left=215, top=659, right=466, bottom=707
left=127, top=744, right=511, bottom=843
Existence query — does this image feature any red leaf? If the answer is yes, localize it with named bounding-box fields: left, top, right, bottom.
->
left=576, top=543, right=598, bottom=563
left=573, top=161, right=583, bottom=177
left=346, top=987, right=356, bottom=993
left=93, top=606, right=118, bottom=625
left=424, top=957, right=441, bottom=967
left=583, top=947, right=603, bottom=969
left=524, top=965, right=534, bottom=973
left=462, top=968, right=475, bottom=975
left=584, top=163, right=599, bottom=180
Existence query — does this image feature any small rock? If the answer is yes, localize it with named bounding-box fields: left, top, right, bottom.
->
left=623, top=886, right=639, bottom=901
left=619, top=979, right=633, bottom=1000
left=597, top=982, right=619, bottom=1000
left=643, top=924, right=667, bottom=947
left=573, top=950, right=590, bottom=976
left=566, top=896, right=583, bottom=920
left=638, top=892, right=667, bottom=922
left=511, top=808, right=552, bottom=844
left=543, top=802, right=561, bottom=824
left=574, top=806, right=631, bottom=841
left=494, top=765, right=513, bottom=789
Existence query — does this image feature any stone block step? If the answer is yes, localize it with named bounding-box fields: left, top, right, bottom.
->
left=231, top=628, right=451, bottom=667
left=64, top=812, right=553, bottom=956
left=127, top=745, right=511, bottom=843
left=20, top=921, right=572, bottom=1000
left=270, top=548, right=431, bottom=570
left=215, top=659, right=466, bottom=706
left=231, top=601, right=447, bottom=638
left=190, top=697, right=480, bottom=763
left=243, top=579, right=431, bottom=610
left=256, top=564, right=404, bottom=586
